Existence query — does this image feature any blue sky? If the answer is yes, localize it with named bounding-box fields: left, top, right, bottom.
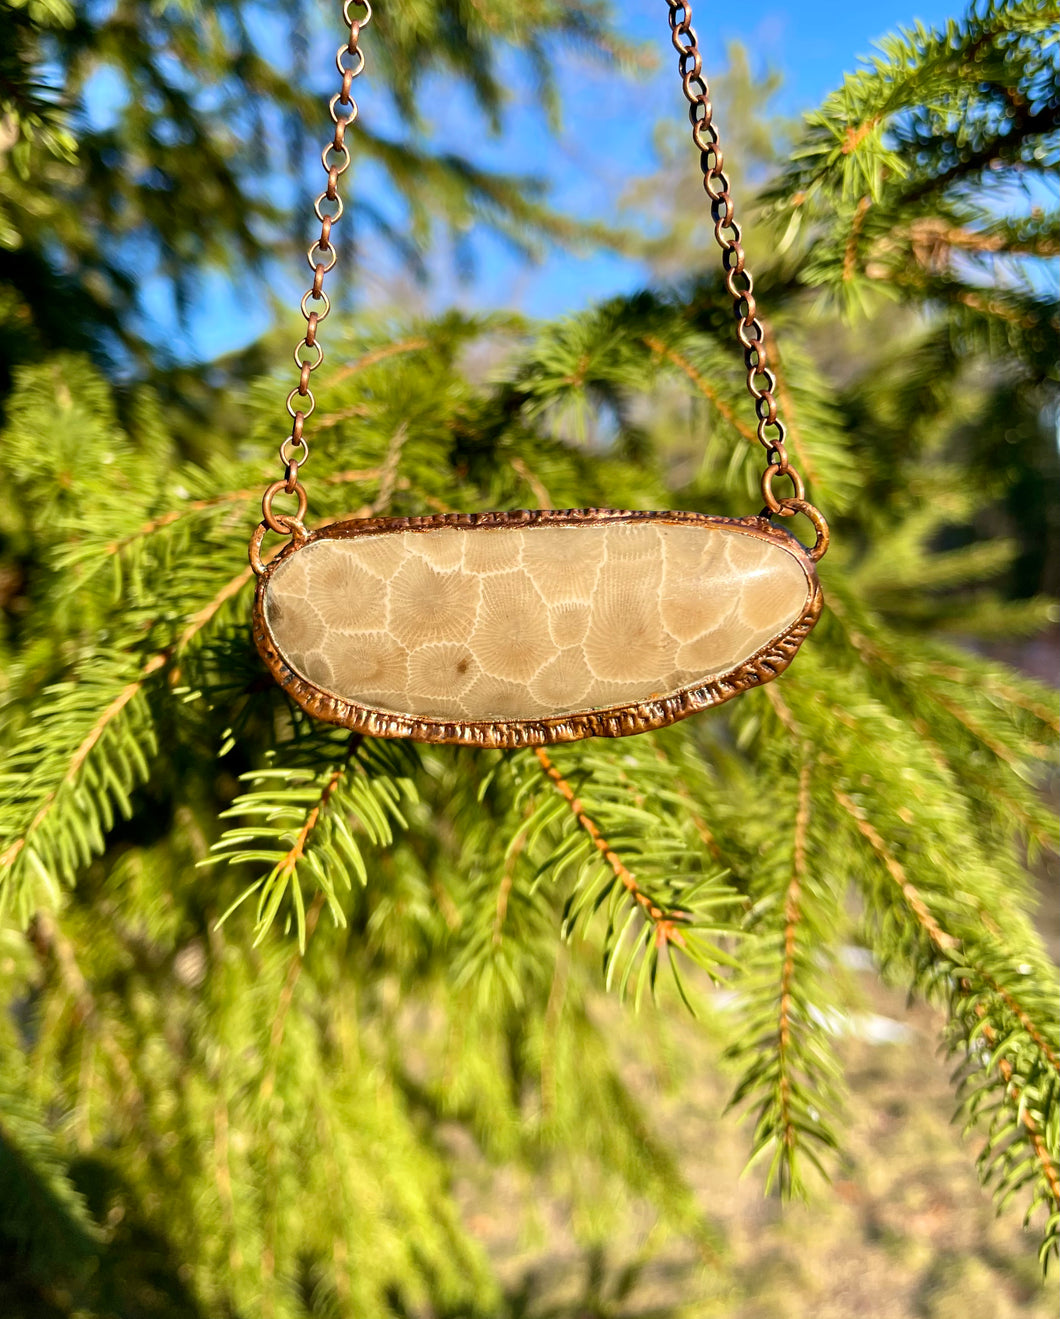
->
left=167, top=0, right=962, bottom=361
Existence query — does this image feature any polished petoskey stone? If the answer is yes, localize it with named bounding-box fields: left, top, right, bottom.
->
left=262, top=519, right=814, bottom=724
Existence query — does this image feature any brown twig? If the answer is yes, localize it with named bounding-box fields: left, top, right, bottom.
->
left=832, top=789, right=1058, bottom=1200
left=833, top=788, right=958, bottom=953
left=313, top=402, right=373, bottom=429
left=907, top=217, right=1060, bottom=260
left=540, top=943, right=569, bottom=1123
left=329, top=336, right=431, bottom=384
left=510, top=456, right=552, bottom=508
left=771, top=361, right=823, bottom=492
left=954, top=289, right=1042, bottom=329
left=840, top=118, right=880, bottom=154
left=372, top=423, right=408, bottom=513
left=2, top=503, right=382, bottom=879
left=929, top=687, right=1049, bottom=767
left=258, top=883, right=329, bottom=1301
left=842, top=196, right=873, bottom=283
left=973, top=1003, right=1060, bottom=1206
left=213, top=1096, right=244, bottom=1273
left=534, top=747, right=687, bottom=948
left=493, top=829, right=528, bottom=950
left=562, top=351, right=592, bottom=389
left=764, top=683, right=801, bottom=739
left=652, top=747, right=723, bottom=860
left=280, top=767, right=345, bottom=882
left=260, top=735, right=364, bottom=1093
left=977, top=975, right=1060, bottom=1075
left=0, top=653, right=166, bottom=873
left=105, top=489, right=260, bottom=554
left=642, top=335, right=758, bottom=445
left=259, top=893, right=328, bottom=1114
left=777, top=756, right=813, bottom=1151
left=907, top=713, right=1052, bottom=848
left=830, top=601, right=1054, bottom=760
left=923, top=662, right=1060, bottom=734
left=103, top=468, right=383, bottom=557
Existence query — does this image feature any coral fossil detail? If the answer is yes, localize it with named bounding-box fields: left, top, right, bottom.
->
left=263, top=521, right=813, bottom=723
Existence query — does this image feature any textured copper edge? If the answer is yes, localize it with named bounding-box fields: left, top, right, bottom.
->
left=251, top=507, right=823, bottom=747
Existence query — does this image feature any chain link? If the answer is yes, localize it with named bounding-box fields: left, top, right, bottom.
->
left=272, top=0, right=372, bottom=512
left=665, top=0, right=809, bottom=517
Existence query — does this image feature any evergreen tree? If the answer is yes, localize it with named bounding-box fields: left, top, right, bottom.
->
left=0, top=0, right=634, bottom=381
left=0, top=0, right=1057, bottom=1314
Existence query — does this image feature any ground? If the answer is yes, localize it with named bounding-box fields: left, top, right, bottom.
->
left=452, top=888, right=1059, bottom=1316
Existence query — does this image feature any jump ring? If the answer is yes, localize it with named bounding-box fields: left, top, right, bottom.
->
left=343, top=0, right=372, bottom=27
left=286, top=386, right=316, bottom=419
left=761, top=463, right=805, bottom=514
left=261, top=481, right=309, bottom=536
left=336, top=45, right=365, bottom=77
left=754, top=392, right=778, bottom=424
left=703, top=173, right=727, bottom=202
left=691, top=123, right=718, bottom=151
left=307, top=241, right=338, bottom=274
left=279, top=436, right=310, bottom=467
left=314, top=193, right=344, bottom=223
left=726, top=266, right=753, bottom=295
left=301, top=288, right=331, bottom=320
left=329, top=93, right=359, bottom=124
left=294, top=339, right=325, bottom=370
left=321, top=142, right=351, bottom=175
left=773, top=499, right=829, bottom=561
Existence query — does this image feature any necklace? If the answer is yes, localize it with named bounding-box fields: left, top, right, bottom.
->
left=249, top=0, right=829, bottom=748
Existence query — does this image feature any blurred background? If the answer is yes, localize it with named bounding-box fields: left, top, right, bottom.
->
left=1, top=0, right=1057, bottom=1315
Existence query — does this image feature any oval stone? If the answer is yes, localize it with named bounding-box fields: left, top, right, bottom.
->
left=254, top=510, right=821, bottom=745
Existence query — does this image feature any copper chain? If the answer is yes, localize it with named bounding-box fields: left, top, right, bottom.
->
left=262, top=0, right=824, bottom=551
left=666, top=0, right=808, bottom=519
left=263, top=0, right=371, bottom=532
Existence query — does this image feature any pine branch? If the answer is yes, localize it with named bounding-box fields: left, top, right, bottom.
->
left=726, top=752, right=845, bottom=1195
left=833, top=788, right=1059, bottom=1253
left=922, top=662, right=1060, bottom=734
left=772, top=760, right=817, bottom=1179
left=329, top=336, right=433, bottom=386
left=509, top=454, right=552, bottom=507
left=210, top=734, right=418, bottom=947
left=0, top=652, right=163, bottom=920
left=642, top=333, right=758, bottom=444
left=531, top=743, right=738, bottom=1008
left=833, top=789, right=959, bottom=954
left=535, top=747, right=689, bottom=947
left=260, top=889, right=328, bottom=1108
left=99, top=468, right=382, bottom=560
left=827, top=594, right=1057, bottom=799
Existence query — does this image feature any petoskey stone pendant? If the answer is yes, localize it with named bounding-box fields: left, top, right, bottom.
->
left=252, top=508, right=824, bottom=747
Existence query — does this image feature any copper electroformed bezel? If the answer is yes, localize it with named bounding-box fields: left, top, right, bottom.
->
left=252, top=507, right=824, bottom=747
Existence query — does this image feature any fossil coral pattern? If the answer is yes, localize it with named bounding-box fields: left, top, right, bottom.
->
left=263, top=521, right=813, bottom=722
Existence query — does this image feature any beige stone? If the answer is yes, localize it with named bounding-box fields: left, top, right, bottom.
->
left=264, top=522, right=811, bottom=722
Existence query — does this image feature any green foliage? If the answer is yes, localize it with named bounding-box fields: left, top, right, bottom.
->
left=0, top=1, right=1057, bottom=1314
left=0, top=1049, right=99, bottom=1285
left=764, top=0, right=1059, bottom=339
left=0, top=0, right=635, bottom=377
left=0, top=284, right=1055, bottom=1308
left=211, top=734, right=419, bottom=947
